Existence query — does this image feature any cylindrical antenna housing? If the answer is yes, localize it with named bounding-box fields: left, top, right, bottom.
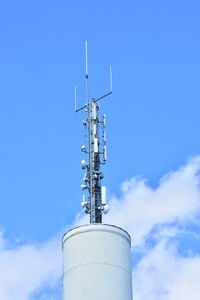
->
left=62, top=224, right=133, bottom=300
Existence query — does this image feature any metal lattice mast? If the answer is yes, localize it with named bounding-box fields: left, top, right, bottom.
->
left=75, top=41, right=112, bottom=223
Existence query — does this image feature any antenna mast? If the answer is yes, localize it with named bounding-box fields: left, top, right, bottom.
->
left=75, top=41, right=112, bottom=223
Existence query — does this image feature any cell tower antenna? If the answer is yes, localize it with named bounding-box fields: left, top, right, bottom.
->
left=75, top=41, right=112, bottom=223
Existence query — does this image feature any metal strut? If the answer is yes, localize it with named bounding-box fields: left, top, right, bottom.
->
left=89, top=100, right=102, bottom=223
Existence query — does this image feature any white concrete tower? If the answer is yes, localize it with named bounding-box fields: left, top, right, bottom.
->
left=62, top=42, right=133, bottom=300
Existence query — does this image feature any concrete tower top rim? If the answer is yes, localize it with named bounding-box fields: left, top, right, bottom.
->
left=62, top=224, right=131, bottom=246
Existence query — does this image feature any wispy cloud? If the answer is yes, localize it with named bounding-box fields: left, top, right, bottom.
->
left=1, top=156, right=200, bottom=299
left=104, top=156, right=200, bottom=247
left=133, top=239, right=200, bottom=299
left=0, top=236, right=62, bottom=300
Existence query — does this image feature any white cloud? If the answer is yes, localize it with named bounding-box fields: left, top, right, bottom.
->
left=1, top=156, right=200, bottom=299
left=133, top=239, right=200, bottom=300
left=104, top=156, right=200, bottom=247
left=0, top=236, right=62, bottom=300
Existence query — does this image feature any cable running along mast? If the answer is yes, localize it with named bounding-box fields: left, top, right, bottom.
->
left=75, top=41, right=112, bottom=223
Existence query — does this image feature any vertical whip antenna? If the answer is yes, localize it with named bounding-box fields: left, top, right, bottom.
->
left=75, top=42, right=113, bottom=223
left=85, top=41, right=89, bottom=105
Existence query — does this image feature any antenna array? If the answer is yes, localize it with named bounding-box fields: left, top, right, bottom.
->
left=75, top=41, right=112, bottom=223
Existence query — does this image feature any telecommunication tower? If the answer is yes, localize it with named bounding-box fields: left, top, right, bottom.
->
left=62, top=42, right=133, bottom=300
left=75, top=41, right=112, bottom=223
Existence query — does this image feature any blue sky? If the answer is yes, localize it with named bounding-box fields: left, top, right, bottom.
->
left=0, top=1, right=200, bottom=299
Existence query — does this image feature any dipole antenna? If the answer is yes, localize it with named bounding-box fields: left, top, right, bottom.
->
left=75, top=41, right=113, bottom=223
